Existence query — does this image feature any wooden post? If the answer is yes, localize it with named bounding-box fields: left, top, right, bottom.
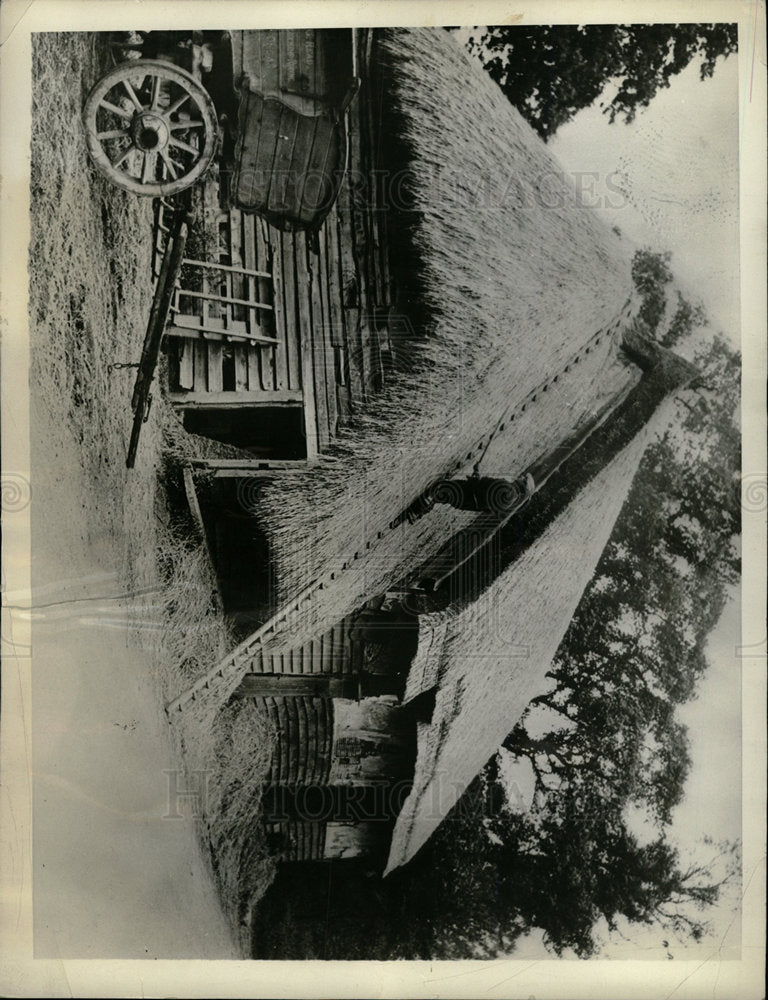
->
left=182, top=466, right=222, bottom=609
left=182, top=258, right=271, bottom=279
left=235, top=671, right=405, bottom=700
left=235, top=673, right=359, bottom=700
left=127, top=211, right=191, bottom=468
left=165, top=322, right=279, bottom=346
left=167, top=389, right=303, bottom=407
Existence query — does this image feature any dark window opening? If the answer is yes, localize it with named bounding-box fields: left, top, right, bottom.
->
left=221, top=348, right=236, bottom=391
left=193, top=478, right=276, bottom=630
left=183, top=404, right=307, bottom=459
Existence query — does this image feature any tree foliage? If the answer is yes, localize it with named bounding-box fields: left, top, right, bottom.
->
left=466, top=24, right=738, bottom=140
left=632, top=249, right=673, bottom=333
left=630, top=250, right=710, bottom=347
left=384, top=251, right=740, bottom=960
left=377, top=261, right=739, bottom=959
left=485, top=251, right=741, bottom=955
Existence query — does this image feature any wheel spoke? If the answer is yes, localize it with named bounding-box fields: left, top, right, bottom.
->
left=169, top=136, right=199, bottom=156
left=167, top=91, right=192, bottom=117
left=112, top=144, right=136, bottom=169
left=122, top=78, right=144, bottom=112
left=149, top=73, right=162, bottom=111
left=169, top=119, right=205, bottom=131
left=159, top=148, right=179, bottom=179
left=84, top=59, right=218, bottom=197
left=141, top=151, right=158, bottom=184
left=99, top=98, right=133, bottom=121
left=97, top=128, right=130, bottom=140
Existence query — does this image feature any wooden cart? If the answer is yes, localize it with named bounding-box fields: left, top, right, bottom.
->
left=83, top=29, right=359, bottom=232
left=84, top=30, right=366, bottom=468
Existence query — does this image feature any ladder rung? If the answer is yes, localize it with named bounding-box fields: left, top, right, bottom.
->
left=175, top=288, right=273, bottom=311
left=166, top=320, right=278, bottom=345
left=183, top=258, right=271, bottom=279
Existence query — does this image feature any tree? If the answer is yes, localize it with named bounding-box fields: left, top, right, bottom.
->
left=483, top=788, right=736, bottom=956
left=631, top=249, right=673, bottom=334
left=389, top=773, right=738, bottom=959
left=481, top=249, right=741, bottom=954
left=392, top=251, right=741, bottom=961
left=466, top=24, right=738, bottom=140
left=663, top=293, right=708, bottom=350
left=630, top=248, right=711, bottom=348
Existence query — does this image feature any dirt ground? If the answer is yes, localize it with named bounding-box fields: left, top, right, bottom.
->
left=28, top=32, right=274, bottom=956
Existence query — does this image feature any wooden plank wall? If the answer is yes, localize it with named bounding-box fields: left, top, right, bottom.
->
left=168, top=208, right=306, bottom=398
left=237, top=29, right=332, bottom=113
left=263, top=820, right=327, bottom=862
left=261, top=695, right=334, bottom=785
left=245, top=612, right=361, bottom=677
left=287, top=28, right=393, bottom=446
left=162, top=30, right=393, bottom=455
left=224, top=28, right=393, bottom=451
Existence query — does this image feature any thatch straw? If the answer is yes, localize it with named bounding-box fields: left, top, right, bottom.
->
left=386, top=352, right=695, bottom=871
left=385, top=419, right=663, bottom=873
left=233, top=27, right=635, bottom=667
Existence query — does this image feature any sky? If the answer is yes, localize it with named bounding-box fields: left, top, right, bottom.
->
left=493, top=42, right=743, bottom=959
left=549, top=30, right=742, bottom=839
left=550, top=54, right=741, bottom=342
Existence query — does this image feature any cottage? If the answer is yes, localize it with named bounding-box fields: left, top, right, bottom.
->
left=164, top=28, right=700, bottom=878
left=153, top=28, right=392, bottom=468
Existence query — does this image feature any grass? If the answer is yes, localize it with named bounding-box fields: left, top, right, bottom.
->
left=29, top=31, right=277, bottom=948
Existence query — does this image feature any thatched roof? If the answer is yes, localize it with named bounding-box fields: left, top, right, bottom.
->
left=240, top=26, right=637, bottom=658
left=384, top=409, right=669, bottom=874
left=384, top=338, right=698, bottom=872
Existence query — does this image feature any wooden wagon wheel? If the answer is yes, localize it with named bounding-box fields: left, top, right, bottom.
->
left=83, top=59, right=218, bottom=197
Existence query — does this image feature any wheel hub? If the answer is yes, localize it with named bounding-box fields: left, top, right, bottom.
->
left=131, top=112, right=169, bottom=153
left=84, top=59, right=219, bottom=197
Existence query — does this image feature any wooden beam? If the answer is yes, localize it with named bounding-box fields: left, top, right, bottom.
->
left=295, top=239, right=320, bottom=460
left=188, top=457, right=309, bottom=470
left=306, top=238, right=336, bottom=444
left=210, top=468, right=308, bottom=478
left=167, top=389, right=303, bottom=408
left=182, top=466, right=222, bottom=610
left=177, top=337, right=194, bottom=389
left=127, top=211, right=191, bottom=468
left=276, top=223, right=301, bottom=392
left=165, top=322, right=279, bottom=346
left=236, top=669, right=404, bottom=699
left=236, top=673, right=359, bottom=700
left=207, top=341, right=224, bottom=392
left=272, top=231, right=290, bottom=390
